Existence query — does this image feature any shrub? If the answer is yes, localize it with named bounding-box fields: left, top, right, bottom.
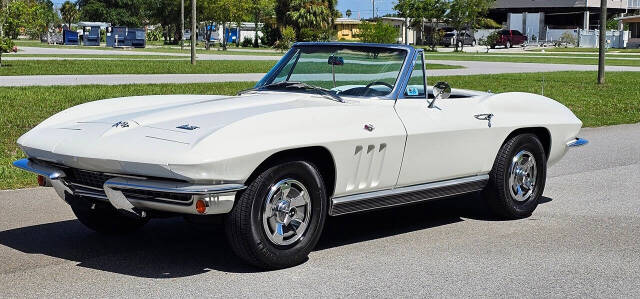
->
left=274, top=26, right=295, bottom=52
left=558, top=32, right=577, bottom=47
left=147, top=27, right=163, bottom=41
left=479, top=31, right=500, bottom=53
left=241, top=36, right=253, bottom=47
left=0, top=38, right=17, bottom=67
left=357, top=21, right=398, bottom=44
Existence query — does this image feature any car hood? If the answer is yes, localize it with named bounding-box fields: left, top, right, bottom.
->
left=17, top=91, right=337, bottom=171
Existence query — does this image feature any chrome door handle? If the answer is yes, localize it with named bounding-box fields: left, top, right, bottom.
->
left=474, top=113, right=494, bottom=128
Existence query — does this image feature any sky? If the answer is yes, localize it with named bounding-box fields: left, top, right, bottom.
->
left=49, top=0, right=399, bottom=19
left=336, top=0, right=397, bottom=19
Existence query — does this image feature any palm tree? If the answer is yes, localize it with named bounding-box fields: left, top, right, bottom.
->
left=60, top=1, right=78, bottom=28
left=346, top=9, right=351, bottom=18
left=287, top=0, right=332, bottom=30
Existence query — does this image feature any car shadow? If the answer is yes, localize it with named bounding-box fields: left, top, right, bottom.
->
left=0, top=194, right=553, bottom=277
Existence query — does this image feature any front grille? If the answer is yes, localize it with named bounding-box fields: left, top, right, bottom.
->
left=65, top=168, right=114, bottom=189
left=62, top=167, right=192, bottom=206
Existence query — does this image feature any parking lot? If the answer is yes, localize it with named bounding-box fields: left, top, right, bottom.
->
left=1, top=123, right=638, bottom=297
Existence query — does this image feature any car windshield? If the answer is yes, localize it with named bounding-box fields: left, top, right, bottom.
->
left=263, top=46, right=408, bottom=98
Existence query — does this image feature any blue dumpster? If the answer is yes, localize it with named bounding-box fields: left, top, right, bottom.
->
left=225, top=28, right=238, bottom=44
left=106, top=26, right=127, bottom=47
left=63, top=29, right=79, bottom=45
left=125, top=28, right=146, bottom=48
left=83, top=26, right=101, bottom=46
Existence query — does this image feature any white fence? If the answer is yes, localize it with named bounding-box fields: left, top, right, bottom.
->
left=578, top=30, right=629, bottom=48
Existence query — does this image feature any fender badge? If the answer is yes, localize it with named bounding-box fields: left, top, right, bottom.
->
left=177, top=124, right=200, bottom=130
left=112, top=121, right=129, bottom=128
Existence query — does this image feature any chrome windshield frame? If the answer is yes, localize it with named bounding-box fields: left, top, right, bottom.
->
left=254, top=42, right=417, bottom=101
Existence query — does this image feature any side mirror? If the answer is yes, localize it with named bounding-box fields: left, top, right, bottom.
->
left=430, top=81, right=451, bottom=108
left=328, top=56, right=344, bottom=66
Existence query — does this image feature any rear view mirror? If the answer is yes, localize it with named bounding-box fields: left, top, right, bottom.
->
left=328, top=56, right=344, bottom=66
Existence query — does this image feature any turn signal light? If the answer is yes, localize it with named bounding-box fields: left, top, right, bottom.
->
left=37, top=175, right=46, bottom=187
left=196, top=199, right=206, bottom=214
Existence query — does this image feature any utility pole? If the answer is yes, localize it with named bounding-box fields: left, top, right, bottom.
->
left=597, top=0, right=606, bottom=84
left=372, top=0, right=375, bottom=19
left=191, top=0, right=196, bottom=65
left=181, top=0, right=184, bottom=50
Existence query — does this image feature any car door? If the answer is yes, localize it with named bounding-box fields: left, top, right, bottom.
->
left=512, top=30, right=524, bottom=45
left=394, top=52, right=496, bottom=187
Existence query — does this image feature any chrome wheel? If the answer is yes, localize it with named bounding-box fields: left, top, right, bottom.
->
left=262, top=179, right=312, bottom=246
left=509, top=150, right=537, bottom=202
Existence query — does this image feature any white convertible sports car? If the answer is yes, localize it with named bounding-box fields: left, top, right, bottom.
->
left=14, top=42, right=587, bottom=269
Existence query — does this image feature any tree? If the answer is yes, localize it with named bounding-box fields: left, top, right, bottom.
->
left=447, top=0, right=494, bottom=51
left=275, top=0, right=337, bottom=40
left=395, top=0, right=448, bottom=50
left=60, top=1, right=78, bottom=28
left=478, top=30, right=498, bottom=52
left=199, top=0, right=247, bottom=50
left=0, top=36, right=16, bottom=67
left=148, top=0, right=180, bottom=43
left=3, top=0, right=55, bottom=39
left=357, top=21, right=397, bottom=44
left=345, top=9, right=351, bottom=18
left=287, top=0, right=331, bottom=32
left=77, top=0, right=149, bottom=27
left=248, top=0, right=274, bottom=47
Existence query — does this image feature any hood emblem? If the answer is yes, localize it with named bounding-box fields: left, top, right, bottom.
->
left=176, top=124, right=199, bottom=130
left=112, top=121, right=129, bottom=128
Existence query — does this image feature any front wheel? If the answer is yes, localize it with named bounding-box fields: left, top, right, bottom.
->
left=483, top=134, right=547, bottom=219
left=225, top=161, right=327, bottom=269
left=506, top=40, right=512, bottom=48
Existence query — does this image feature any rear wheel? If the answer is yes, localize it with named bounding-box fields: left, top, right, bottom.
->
left=225, top=161, right=327, bottom=269
left=69, top=199, right=149, bottom=234
left=506, top=40, right=512, bottom=48
left=483, top=134, right=547, bottom=219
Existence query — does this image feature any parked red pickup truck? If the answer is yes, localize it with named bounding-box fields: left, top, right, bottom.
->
left=492, top=29, right=528, bottom=48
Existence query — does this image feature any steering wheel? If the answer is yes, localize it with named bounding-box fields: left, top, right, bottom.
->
left=363, top=81, right=394, bottom=96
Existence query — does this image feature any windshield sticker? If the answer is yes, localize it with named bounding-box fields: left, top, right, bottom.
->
left=407, top=87, right=418, bottom=96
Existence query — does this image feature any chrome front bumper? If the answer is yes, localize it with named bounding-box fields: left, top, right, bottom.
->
left=13, top=158, right=245, bottom=217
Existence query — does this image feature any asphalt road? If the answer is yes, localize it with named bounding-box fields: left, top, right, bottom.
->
left=0, top=123, right=639, bottom=297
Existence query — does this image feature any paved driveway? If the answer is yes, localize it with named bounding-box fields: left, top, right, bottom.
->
left=1, top=123, right=638, bottom=297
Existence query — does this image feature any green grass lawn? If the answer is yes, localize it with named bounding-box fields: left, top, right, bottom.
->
left=7, top=54, right=187, bottom=59
left=0, top=60, right=459, bottom=76
left=13, top=40, right=283, bottom=56
left=0, top=60, right=276, bottom=75
left=526, top=47, right=640, bottom=53
left=425, top=52, right=640, bottom=67
left=2, top=71, right=639, bottom=189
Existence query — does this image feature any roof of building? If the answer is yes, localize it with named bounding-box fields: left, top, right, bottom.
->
left=335, top=18, right=362, bottom=24
left=618, top=14, right=640, bottom=23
